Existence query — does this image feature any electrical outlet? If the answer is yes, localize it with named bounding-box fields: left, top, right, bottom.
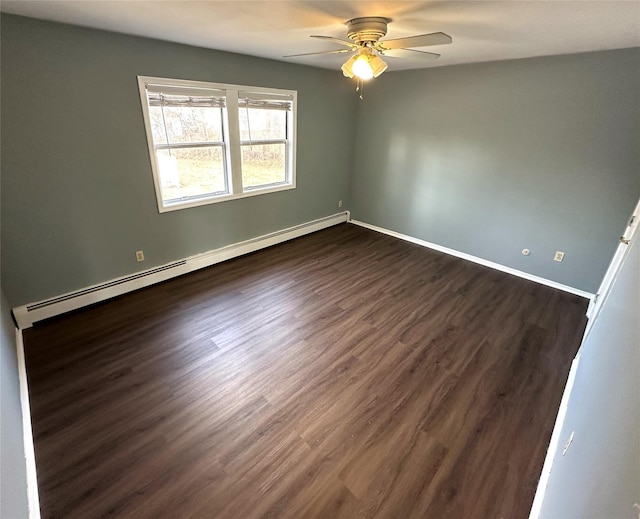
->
left=554, top=251, right=565, bottom=262
left=135, top=250, right=145, bottom=262
left=338, top=200, right=343, bottom=208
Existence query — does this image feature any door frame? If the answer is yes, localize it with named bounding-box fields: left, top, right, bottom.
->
left=585, top=197, right=640, bottom=334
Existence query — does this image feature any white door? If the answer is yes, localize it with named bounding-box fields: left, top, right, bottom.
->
left=585, top=197, right=640, bottom=332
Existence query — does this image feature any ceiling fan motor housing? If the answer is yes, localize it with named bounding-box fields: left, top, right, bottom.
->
left=346, top=17, right=391, bottom=44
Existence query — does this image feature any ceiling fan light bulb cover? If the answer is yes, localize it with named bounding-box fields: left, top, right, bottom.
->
left=341, top=55, right=357, bottom=78
left=370, top=55, right=388, bottom=77
left=352, top=55, right=374, bottom=80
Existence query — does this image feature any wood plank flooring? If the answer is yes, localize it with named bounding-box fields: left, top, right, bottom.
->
left=23, top=223, right=588, bottom=518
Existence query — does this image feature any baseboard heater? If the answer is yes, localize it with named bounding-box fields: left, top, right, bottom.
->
left=13, top=211, right=350, bottom=329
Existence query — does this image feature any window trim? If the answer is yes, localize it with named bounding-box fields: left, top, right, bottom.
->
left=137, top=76, right=297, bottom=213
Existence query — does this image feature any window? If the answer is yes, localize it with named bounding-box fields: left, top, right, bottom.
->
left=138, top=77, right=296, bottom=212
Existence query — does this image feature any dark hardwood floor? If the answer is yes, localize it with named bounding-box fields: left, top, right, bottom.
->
left=23, top=223, right=588, bottom=518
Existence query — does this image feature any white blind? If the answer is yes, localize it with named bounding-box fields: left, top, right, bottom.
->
left=145, top=83, right=227, bottom=109
left=238, top=91, right=293, bottom=111
left=146, top=92, right=226, bottom=109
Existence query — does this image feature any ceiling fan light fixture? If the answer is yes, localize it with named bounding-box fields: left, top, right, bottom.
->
left=369, top=54, right=388, bottom=78
left=352, top=54, right=374, bottom=80
left=288, top=16, right=452, bottom=87
left=341, top=55, right=357, bottom=78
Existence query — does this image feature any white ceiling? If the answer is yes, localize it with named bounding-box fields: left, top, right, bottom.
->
left=2, top=1, right=639, bottom=72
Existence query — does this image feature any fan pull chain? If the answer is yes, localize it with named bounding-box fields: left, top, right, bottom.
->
left=355, top=78, right=365, bottom=100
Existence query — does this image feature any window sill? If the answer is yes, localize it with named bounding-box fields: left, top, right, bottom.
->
left=158, top=182, right=296, bottom=213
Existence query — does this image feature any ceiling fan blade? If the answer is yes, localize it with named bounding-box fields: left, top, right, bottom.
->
left=378, top=32, right=452, bottom=50
left=380, top=48, right=441, bottom=60
left=310, top=35, right=356, bottom=48
left=283, top=48, right=353, bottom=58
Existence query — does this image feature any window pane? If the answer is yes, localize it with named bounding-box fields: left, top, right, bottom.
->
left=149, top=105, right=223, bottom=145
left=239, top=108, right=286, bottom=141
left=139, top=77, right=296, bottom=211
left=241, top=144, right=286, bottom=189
left=156, top=147, right=227, bottom=201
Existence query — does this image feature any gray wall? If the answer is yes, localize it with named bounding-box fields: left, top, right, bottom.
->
left=0, top=291, right=29, bottom=518
left=349, top=49, right=640, bottom=293
left=1, top=14, right=356, bottom=307
left=3, top=15, right=639, bottom=305
left=538, top=228, right=639, bottom=518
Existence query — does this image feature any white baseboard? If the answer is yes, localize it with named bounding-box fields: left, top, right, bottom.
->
left=16, top=329, right=41, bottom=519
left=350, top=219, right=595, bottom=300
left=13, top=212, right=349, bottom=329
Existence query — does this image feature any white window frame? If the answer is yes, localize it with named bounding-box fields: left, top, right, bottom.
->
left=138, top=76, right=297, bottom=213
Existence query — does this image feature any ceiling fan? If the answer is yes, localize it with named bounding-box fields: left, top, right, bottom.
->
left=285, top=17, right=452, bottom=82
